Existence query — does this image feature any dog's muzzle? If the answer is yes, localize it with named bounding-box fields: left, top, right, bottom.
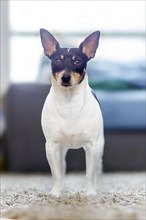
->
left=61, top=73, right=71, bottom=86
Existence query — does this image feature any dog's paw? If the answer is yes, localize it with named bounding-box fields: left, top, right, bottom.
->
left=50, top=188, right=62, bottom=197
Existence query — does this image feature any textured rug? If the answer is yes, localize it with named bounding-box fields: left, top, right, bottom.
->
left=0, top=173, right=145, bottom=220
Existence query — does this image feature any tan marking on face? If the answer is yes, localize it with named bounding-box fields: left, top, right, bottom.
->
left=72, top=72, right=83, bottom=84
left=53, top=71, right=62, bottom=81
left=72, top=69, right=86, bottom=84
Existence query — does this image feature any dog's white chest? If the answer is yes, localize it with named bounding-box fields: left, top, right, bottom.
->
left=41, top=84, right=103, bottom=149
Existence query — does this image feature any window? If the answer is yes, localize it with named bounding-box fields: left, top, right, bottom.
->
left=9, top=1, right=145, bottom=82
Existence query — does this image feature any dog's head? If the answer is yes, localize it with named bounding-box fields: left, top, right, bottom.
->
left=40, top=29, right=100, bottom=88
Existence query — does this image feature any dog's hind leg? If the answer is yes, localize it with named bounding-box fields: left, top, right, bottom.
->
left=45, top=142, right=63, bottom=197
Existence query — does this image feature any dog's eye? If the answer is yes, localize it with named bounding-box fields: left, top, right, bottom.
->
left=74, top=60, right=82, bottom=66
left=54, top=59, right=62, bottom=65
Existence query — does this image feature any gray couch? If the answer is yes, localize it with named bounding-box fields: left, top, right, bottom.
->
left=4, top=83, right=145, bottom=172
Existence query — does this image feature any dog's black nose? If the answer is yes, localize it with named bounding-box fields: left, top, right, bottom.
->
left=61, top=74, right=71, bottom=84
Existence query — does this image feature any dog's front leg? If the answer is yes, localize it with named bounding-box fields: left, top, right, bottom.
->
left=84, top=142, right=98, bottom=196
left=45, top=142, right=63, bottom=197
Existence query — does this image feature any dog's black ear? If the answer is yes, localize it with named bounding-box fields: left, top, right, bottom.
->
left=79, top=31, right=100, bottom=59
left=40, top=29, right=60, bottom=57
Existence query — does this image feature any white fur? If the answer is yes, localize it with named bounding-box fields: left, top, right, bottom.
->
left=41, top=74, right=104, bottom=196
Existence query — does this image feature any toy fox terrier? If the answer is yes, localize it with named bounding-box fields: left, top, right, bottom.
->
left=40, top=29, right=104, bottom=196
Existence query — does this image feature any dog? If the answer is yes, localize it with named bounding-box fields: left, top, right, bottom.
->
left=40, top=29, right=104, bottom=196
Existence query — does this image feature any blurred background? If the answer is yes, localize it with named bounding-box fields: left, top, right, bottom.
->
left=0, top=0, right=145, bottom=172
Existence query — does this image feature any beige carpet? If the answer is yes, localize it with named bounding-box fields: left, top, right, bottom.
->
left=0, top=172, right=145, bottom=220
